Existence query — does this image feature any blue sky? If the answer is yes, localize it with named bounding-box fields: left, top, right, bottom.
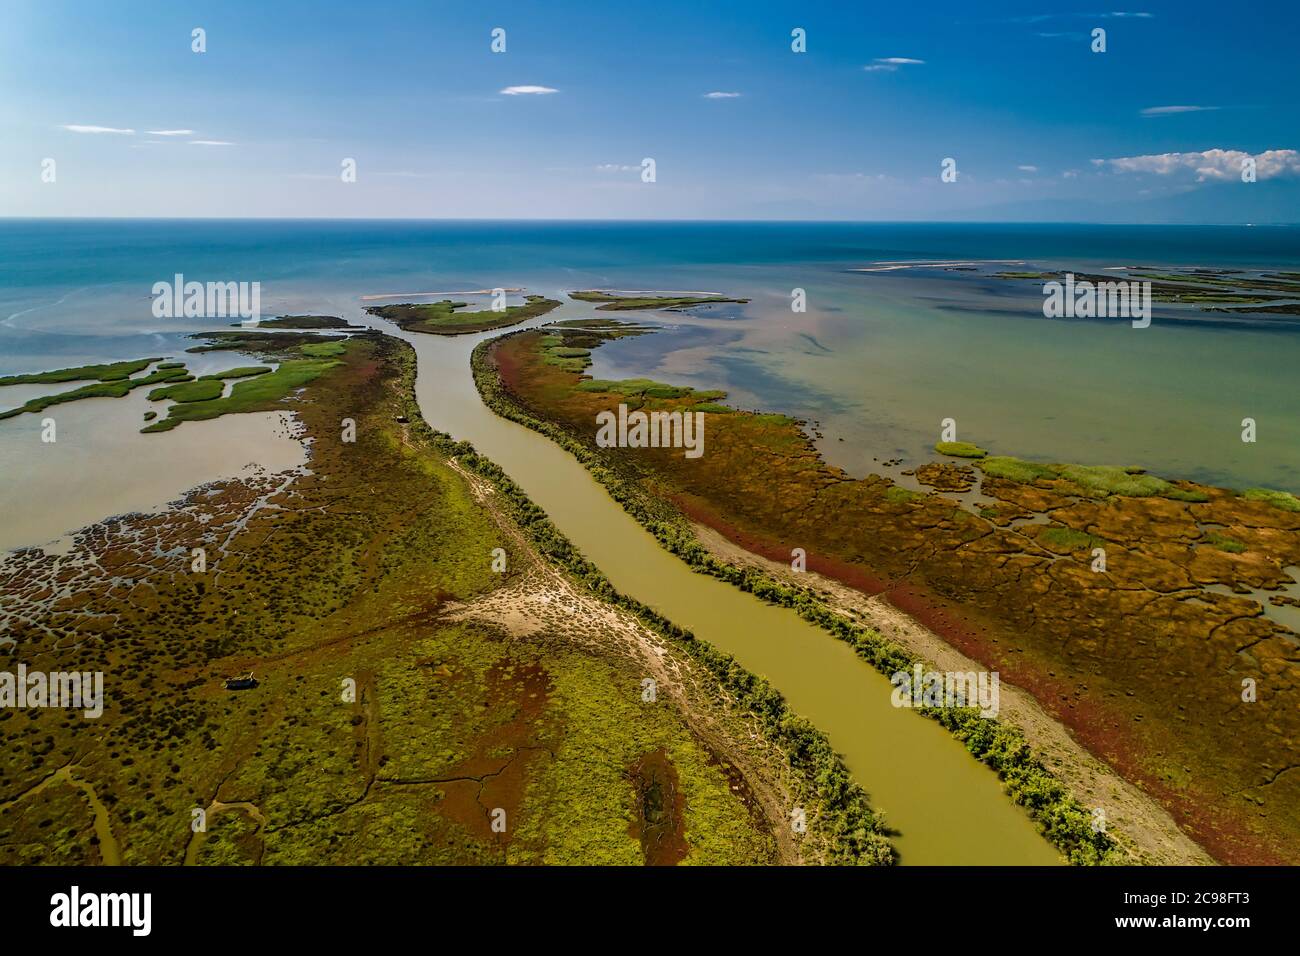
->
left=2, top=0, right=1297, bottom=220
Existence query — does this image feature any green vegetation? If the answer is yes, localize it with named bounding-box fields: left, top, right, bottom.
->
left=1243, top=487, right=1300, bottom=512
left=142, top=358, right=341, bottom=432
left=978, top=456, right=1058, bottom=483
left=1038, top=527, right=1101, bottom=552
left=978, top=456, right=1208, bottom=501
left=0, top=358, right=165, bottom=387
left=199, top=366, right=272, bottom=380
left=297, top=341, right=348, bottom=358
left=2, top=334, right=796, bottom=865
left=187, top=330, right=347, bottom=355
left=0, top=364, right=191, bottom=420
left=569, top=290, right=749, bottom=311
left=1202, top=532, right=1246, bottom=553
left=935, top=441, right=987, bottom=459
left=364, top=294, right=561, bottom=335
left=251, top=315, right=354, bottom=329
left=473, top=329, right=1122, bottom=865
left=147, top=379, right=225, bottom=403
left=477, top=318, right=1300, bottom=865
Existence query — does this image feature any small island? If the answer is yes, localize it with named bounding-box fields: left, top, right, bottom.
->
left=365, top=294, right=560, bottom=335
left=569, top=290, right=750, bottom=311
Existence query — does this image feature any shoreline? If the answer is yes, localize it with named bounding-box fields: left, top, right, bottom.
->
left=1, top=330, right=890, bottom=865
left=470, top=329, right=1123, bottom=864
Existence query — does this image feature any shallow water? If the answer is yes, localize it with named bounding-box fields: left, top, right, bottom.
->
left=394, top=305, right=1061, bottom=865
left=11, top=219, right=1287, bottom=863
left=0, top=390, right=305, bottom=552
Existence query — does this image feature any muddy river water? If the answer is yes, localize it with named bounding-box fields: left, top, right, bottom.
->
left=393, top=307, right=1062, bottom=865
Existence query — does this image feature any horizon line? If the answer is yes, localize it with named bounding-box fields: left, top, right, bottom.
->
left=1, top=216, right=1296, bottom=227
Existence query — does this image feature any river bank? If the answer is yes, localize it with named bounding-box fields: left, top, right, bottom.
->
left=474, top=312, right=1300, bottom=865
left=1, top=330, right=882, bottom=865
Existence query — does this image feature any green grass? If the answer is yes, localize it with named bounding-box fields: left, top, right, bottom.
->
left=1202, top=532, right=1246, bottom=553
left=297, top=341, right=348, bottom=358
left=976, top=456, right=1208, bottom=501
left=1038, top=527, right=1100, bottom=551
left=978, top=456, right=1058, bottom=483
left=1243, top=487, right=1300, bottom=512
left=0, top=366, right=191, bottom=419
left=199, top=366, right=273, bottom=380
left=0, top=358, right=165, bottom=387
left=187, top=331, right=347, bottom=355
left=693, top=402, right=733, bottom=414
left=148, top=379, right=225, bottom=403
left=576, top=377, right=691, bottom=399
left=935, top=441, right=987, bottom=459
left=141, top=358, right=342, bottom=432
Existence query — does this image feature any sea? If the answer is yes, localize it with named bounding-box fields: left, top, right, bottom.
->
left=2, top=219, right=1298, bottom=550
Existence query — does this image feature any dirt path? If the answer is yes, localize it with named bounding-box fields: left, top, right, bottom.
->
left=690, top=522, right=1215, bottom=866
left=440, top=458, right=806, bottom=864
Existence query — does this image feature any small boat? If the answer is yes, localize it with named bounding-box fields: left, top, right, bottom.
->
left=224, top=672, right=258, bottom=690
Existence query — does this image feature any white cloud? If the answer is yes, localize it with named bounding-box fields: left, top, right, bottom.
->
left=1096, top=148, right=1300, bottom=181
left=147, top=129, right=194, bottom=136
left=62, top=124, right=134, bottom=134
left=189, top=139, right=234, bottom=146
left=500, top=85, right=558, bottom=95
left=1018, top=164, right=1038, bottom=173
left=864, top=57, right=925, bottom=73
left=595, top=164, right=638, bottom=173
left=1140, top=105, right=1219, bottom=116
left=703, top=91, right=741, bottom=99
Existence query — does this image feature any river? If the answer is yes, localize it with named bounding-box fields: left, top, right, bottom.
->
left=390, top=301, right=1061, bottom=866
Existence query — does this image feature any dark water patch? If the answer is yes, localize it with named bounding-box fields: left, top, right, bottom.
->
left=713, top=353, right=852, bottom=414
left=627, top=748, right=688, bottom=866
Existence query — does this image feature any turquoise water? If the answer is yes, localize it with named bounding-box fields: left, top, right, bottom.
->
left=2, top=219, right=1298, bottom=493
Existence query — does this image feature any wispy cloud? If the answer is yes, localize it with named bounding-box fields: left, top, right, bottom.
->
left=1140, top=105, right=1219, bottom=116
left=61, top=124, right=134, bottom=135
left=500, top=85, right=558, bottom=95
left=147, top=129, right=194, bottom=136
left=864, top=57, right=925, bottom=73
left=595, top=163, right=639, bottom=173
left=1007, top=11, right=1153, bottom=23
left=703, top=91, right=741, bottom=99
left=1018, top=165, right=1039, bottom=173
left=1094, top=148, right=1300, bottom=181
left=189, top=139, right=234, bottom=146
